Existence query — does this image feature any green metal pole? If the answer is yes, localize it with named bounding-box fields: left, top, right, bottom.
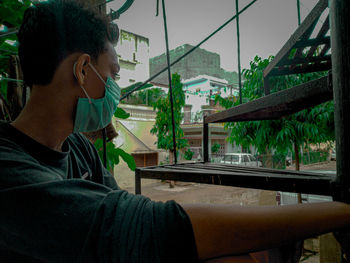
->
left=297, top=0, right=301, bottom=25
left=235, top=0, right=242, bottom=104
left=161, top=0, right=177, bottom=164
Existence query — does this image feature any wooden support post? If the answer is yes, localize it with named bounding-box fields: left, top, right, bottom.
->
left=331, top=0, right=350, bottom=201
left=203, top=117, right=209, bottom=162
left=264, top=77, right=270, bottom=95
left=135, top=169, right=141, bottom=195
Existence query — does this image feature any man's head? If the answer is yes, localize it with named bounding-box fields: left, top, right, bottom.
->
left=18, top=0, right=119, bottom=88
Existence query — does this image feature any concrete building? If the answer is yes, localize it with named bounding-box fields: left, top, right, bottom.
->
left=115, top=29, right=150, bottom=88
left=183, top=74, right=239, bottom=115
left=149, top=44, right=238, bottom=86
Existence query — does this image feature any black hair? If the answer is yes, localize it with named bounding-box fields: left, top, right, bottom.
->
left=18, top=0, right=119, bottom=87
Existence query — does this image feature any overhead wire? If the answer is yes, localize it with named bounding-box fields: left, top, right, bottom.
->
left=120, top=0, right=258, bottom=101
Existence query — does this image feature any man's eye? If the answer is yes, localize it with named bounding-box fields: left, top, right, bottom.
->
left=113, top=73, right=120, bottom=80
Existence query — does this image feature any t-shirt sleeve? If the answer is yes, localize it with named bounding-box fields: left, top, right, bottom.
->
left=0, top=181, right=198, bottom=263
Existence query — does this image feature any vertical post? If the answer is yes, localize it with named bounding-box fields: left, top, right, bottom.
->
left=235, top=0, right=243, bottom=104
left=102, top=128, right=107, bottom=168
left=331, top=0, right=350, bottom=202
left=297, top=0, right=301, bottom=26
left=264, top=77, right=270, bottom=96
left=203, top=116, right=209, bottom=162
left=161, top=0, right=177, bottom=164
left=135, top=169, right=141, bottom=195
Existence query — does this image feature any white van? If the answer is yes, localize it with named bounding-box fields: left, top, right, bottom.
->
left=220, top=153, right=262, bottom=167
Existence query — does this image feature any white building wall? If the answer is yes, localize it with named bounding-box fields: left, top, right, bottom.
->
left=115, top=30, right=150, bottom=88
left=182, top=75, right=238, bottom=114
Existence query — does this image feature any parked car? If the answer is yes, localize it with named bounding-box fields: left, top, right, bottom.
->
left=220, top=153, right=263, bottom=167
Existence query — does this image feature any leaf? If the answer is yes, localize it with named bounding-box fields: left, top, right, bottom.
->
left=114, top=107, right=130, bottom=119
left=116, top=148, right=136, bottom=171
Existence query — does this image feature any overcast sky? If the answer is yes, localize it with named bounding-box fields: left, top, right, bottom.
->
left=108, top=0, right=319, bottom=71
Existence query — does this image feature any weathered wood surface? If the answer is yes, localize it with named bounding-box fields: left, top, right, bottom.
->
left=269, top=60, right=331, bottom=76
left=205, top=75, right=331, bottom=123
left=263, top=0, right=328, bottom=78
left=331, top=0, right=350, bottom=202
left=136, top=162, right=334, bottom=195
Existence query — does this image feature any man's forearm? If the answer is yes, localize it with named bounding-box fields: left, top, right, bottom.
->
left=182, top=202, right=350, bottom=261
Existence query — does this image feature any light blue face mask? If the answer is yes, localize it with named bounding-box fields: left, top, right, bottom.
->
left=73, top=63, right=121, bottom=133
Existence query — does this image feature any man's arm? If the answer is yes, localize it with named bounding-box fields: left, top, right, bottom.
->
left=183, top=202, right=350, bottom=261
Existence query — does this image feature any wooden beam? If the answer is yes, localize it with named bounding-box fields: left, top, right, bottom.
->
left=278, top=55, right=331, bottom=67
left=264, top=0, right=328, bottom=78
left=331, top=0, right=350, bottom=202
left=264, top=77, right=270, bottom=95
left=307, top=15, right=330, bottom=57
left=320, top=43, right=330, bottom=57
left=292, top=37, right=330, bottom=49
left=269, top=60, right=331, bottom=76
left=136, top=163, right=333, bottom=195
left=293, top=19, right=319, bottom=60
left=204, top=76, right=331, bottom=123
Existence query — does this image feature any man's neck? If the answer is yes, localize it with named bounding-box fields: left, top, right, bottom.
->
left=11, top=93, right=74, bottom=152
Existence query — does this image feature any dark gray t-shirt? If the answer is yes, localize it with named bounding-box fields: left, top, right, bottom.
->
left=0, top=122, right=198, bottom=263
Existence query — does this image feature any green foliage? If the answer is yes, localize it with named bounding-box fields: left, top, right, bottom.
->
left=151, top=73, right=188, bottom=151
left=216, top=55, right=334, bottom=156
left=0, top=0, right=31, bottom=76
left=123, top=87, right=166, bottom=107
left=0, top=0, right=32, bottom=120
left=211, top=143, right=221, bottom=154
left=184, top=149, right=194, bottom=160
left=94, top=138, right=136, bottom=171
left=114, top=107, right=130, bottom=119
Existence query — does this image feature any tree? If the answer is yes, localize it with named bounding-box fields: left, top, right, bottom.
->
left=215, top=55, right=335, bottom=170
left=151, top=73, right=188, bottom=163
left=0, top=0, right=32, bottom=121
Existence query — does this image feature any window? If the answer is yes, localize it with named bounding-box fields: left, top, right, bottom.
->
left=224, top=155, right=239, bottom=162
left=250, top=155, right=257, bottom=161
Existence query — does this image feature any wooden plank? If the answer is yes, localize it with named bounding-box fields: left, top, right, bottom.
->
left=292, top=37, right=330, bottom=49
left=136, top=164, right=333, bottom=195
left=293, top=19, right=319, bottom=60
left=278, top=55, right=331, bottom=67
left=204, top=76, right=331, bottom=123
left=264, top=77, right=270, bottom=95
left=263, top=0, right=328, bottom=78
left=320, top=43, right=330, bottom=57
left=270, top=60, right=331, bottom=76
left=330, top=0, right=350, bottom=202
left=307, top=15, right=330, bottom=57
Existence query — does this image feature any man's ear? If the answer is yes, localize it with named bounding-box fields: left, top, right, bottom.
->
left=73, top=54, right=91, bottom=86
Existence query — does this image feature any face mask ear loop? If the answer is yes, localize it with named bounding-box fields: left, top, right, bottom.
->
left=88, top=63, right=107, bottom=85
left=80, top=85, right=92, bottom=104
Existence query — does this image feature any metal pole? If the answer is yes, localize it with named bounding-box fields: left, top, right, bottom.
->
left=235, top=0, right=242, bottom=104
left=120, top=0, right=257, bottom=101
left=102, top=127, right=107, bottom=168
left=203, top=119, right=209, bottom=162
left=297, top=0, right=301, bottom=26
left=331, top=0, right=350, bottom=202
left=161, top=0, right=177, bottom=164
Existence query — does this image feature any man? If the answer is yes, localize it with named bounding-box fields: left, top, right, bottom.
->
left=0, top=1, right=349, bottom=262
